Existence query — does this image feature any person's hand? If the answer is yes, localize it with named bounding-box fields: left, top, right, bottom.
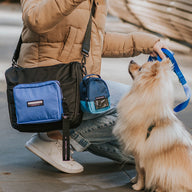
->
left=151, top=40, right=169, bottom=59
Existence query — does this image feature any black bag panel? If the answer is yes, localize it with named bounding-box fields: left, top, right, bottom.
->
left=6, top=88, right=17, bottom=128
left=5, top=62, right=82, bottom=85
left=17, top=121, right=62, bottom=132
left=5, top=62, right=83, bottom=132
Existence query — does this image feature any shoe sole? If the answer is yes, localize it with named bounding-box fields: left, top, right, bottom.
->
left=25, top=141, right=83, bottom=174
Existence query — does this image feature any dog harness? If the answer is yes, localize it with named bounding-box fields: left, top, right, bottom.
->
left=148, top=48, right=191, bottom=112
left=146, top=123, right=156, bottom=140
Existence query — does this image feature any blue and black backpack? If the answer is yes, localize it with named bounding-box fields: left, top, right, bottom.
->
left=80, top=74, right=111, bottom=114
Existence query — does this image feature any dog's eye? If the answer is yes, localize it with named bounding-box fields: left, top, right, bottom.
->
left=139, top=67, right=142, bottom=71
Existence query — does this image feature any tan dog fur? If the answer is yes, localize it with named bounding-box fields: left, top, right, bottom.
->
left=113, top=59, right=192, bottom=192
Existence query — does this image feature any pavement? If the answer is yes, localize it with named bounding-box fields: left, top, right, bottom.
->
left=0, top=3, right=192, bottom=192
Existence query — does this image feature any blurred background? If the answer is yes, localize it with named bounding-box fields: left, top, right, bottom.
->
left=108, top=0, right=192, bottom=48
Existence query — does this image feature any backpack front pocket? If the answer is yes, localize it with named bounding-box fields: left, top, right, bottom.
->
left=13, top=80, right=63, bottom=124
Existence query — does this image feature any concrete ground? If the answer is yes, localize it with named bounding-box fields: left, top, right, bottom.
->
left=0, top=3, right=192, bottom=192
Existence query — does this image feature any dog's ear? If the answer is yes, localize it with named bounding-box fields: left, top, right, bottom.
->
left=129, top=60, right=140, bottom=79
left=151, top=61, right=160, bottom=76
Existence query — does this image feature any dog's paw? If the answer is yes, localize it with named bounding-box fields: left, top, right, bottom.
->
left=130, top=176, right=137, bottom=184
left=132, top=183, right=144, bottom=191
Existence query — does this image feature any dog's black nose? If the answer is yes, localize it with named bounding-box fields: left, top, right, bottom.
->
left=130, top=60, right=136, bottom=64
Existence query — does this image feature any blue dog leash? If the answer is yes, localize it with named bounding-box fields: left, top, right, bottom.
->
left=148, top=48, right=191, bottom=112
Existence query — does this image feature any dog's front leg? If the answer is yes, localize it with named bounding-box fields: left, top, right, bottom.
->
left=132, top=155, right=145, bottom=191
left=132, top=168, right=145, bottom=191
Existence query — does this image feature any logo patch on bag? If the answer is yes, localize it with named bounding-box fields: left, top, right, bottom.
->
left=27, top=100, right=44, bottom=107
left=94, top=96, right=109, bottom=109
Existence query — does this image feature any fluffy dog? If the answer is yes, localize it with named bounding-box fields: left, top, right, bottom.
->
left=113, top=59, right=192, bottom=192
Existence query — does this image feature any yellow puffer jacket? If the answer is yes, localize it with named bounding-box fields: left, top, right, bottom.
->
left=19, top=0, right=160, bottom=74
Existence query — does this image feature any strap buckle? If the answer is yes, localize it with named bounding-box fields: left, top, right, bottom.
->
left=81, top=49, right=89, bottom=57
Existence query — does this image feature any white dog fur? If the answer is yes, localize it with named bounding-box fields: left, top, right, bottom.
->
left=113, top=59, right=192, bottom=192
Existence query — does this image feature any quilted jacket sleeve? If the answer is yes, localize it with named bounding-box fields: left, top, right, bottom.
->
left=102, top=32, right=160, bottom=57
left=21, top=0, right=86, bottom=34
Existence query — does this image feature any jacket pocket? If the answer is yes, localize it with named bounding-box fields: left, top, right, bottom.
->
left=58, top=26, right=78, bottom=61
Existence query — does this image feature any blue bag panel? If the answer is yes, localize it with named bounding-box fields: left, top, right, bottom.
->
left=80, top=97, right=111, bottom=114
left=87, top=79, right=110, bottom=101
left=80, top=100, right=89, bottom=113
left=13, top=81, right=63, bottom=124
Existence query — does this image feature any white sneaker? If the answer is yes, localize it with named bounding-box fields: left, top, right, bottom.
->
left=25, top=133, right=84, bottom=173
